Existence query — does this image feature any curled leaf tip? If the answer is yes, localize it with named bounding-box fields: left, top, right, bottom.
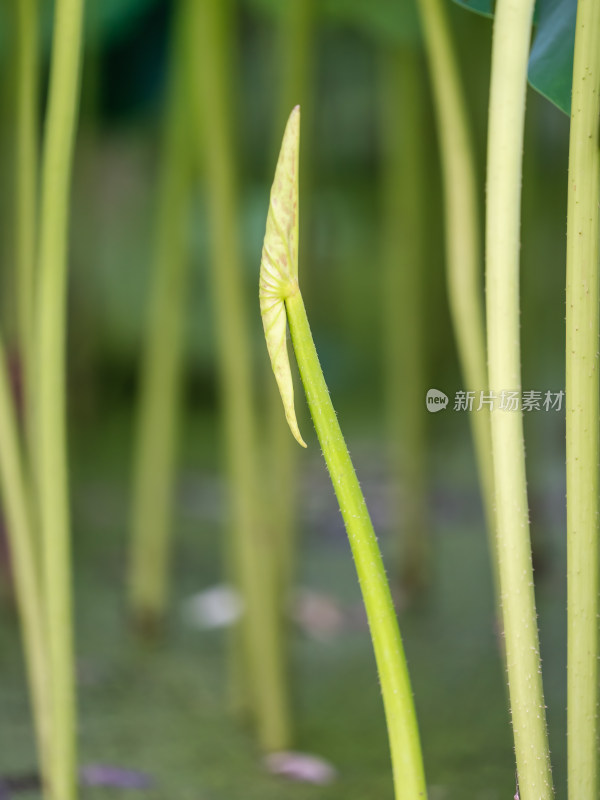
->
left=260, top=107, right=306, bottom=448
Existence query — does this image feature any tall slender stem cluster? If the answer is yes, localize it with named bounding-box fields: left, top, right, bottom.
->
left=485, top=2, right=553, bottom=798
left=0, top=336, right=49, bottom=783
left=566, top=1, right=600, bottom=796
left=0, top=1, right=84, bottom=798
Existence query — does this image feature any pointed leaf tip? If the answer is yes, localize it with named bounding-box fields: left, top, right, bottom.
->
left=260, top=107, right=306, bottom=448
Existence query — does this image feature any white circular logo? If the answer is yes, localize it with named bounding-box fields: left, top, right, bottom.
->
left=426, top=389, right=448, bottom=412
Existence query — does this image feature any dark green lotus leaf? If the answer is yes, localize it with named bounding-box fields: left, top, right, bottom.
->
left=528, top=0, right=576, bottom=115
left=451, top=0, right=494, bottom=18
left=452, top=0, right=543, bottom=22
left=453, top=0, right=576, bottom=115
left=245, top=0, right=420, bottom=45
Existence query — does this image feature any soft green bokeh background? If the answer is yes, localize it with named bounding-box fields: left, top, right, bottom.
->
left=0, top=1, right=575, bottom=797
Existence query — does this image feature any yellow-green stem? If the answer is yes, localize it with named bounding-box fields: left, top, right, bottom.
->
left=15, top=0, right=39, bottom=456
left=0, top=11, right=16, bottom=338
left=416, top=0, right=497, bottom=596
left=0, top=336, right=50, bottom=790
left=35, top=0, right=85, bottom=796
left=129, top=5, right=192, bottom=633
left=285, top=288, right=426, bottom=799
left=566, top=0, right=600, bottom=796
left=379, top=45, right=429, bottom=593
left=187, top=0, right=291, bottom=751
left=486, top=1, right=553, bottom=798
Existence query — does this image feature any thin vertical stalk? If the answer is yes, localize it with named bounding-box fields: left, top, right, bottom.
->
left=379, top=46, right=429, bottom=593
left=0, top=336, right=50, bottom=790
left=415, top=0, right=497, bottom=592
left=186, top=0, right=291, bottom=751
left=35, top=0, right=85, bottom=796
left=566, top=0, right=600, bottom=796
left=486, top=1, right=553, bottom=798
left=261, top=107, right=427, bottom=800
left=287, top=290, right=427, bottom=799
left=15, top=0, right=39, bottom=452
left=0, top=10, right=17, bottom=338
left=129, top=7, right=192, bottom=634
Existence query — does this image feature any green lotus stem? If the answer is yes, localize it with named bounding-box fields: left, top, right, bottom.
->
left=0, top=336, right=50, bottom=790
left=129, top=6, right=192, bottom=634
left=35, top=0, right=85, bottom=796
left=268, top=0, right=315, bottom=620
left=415, top=0, right=497, bottom=590
left=379, top=45, right=429, bottom=593
left=566, top=0, right=600, bottom=796
left=186, top=0, right=291, bottom=751
left=485, top=1, right=553, bottom=798
left=15, top=0, right=39, bottom=453
left=261, top=107, right=427, bottom=800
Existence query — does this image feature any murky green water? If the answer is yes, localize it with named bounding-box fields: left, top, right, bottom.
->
left=0, top=419, right=571, bottom=799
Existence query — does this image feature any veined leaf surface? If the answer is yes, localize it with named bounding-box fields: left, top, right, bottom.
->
left=259, top=106, right=306, bottom=447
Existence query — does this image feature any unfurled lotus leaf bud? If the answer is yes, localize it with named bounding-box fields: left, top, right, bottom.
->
left=259, top=106, right=306, bottom=447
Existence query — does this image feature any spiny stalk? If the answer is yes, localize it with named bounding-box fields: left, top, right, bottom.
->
left=565, top=0, right=600, bottom=795
left=485, top=1, right=553, bottom=796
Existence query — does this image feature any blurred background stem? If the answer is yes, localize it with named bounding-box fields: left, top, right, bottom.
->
left=0, top=336, right=50, bottom=794
left=379, top=44, right=429, bottom=596
left=187, top=0, right=291, bottom=752
left=129, top=3, right=192, bottom=636
left=565, top=0, right=600, bottom=795
left=35, top=0, right=85, bottom=796
left=415, top=0, right=497, bottom=594
left=15, top=0, right=39, bottom=463
left=267, top=0, right=316, bottom=644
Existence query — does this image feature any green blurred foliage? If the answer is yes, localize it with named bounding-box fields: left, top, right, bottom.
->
left=0, top=0, right=570, bottom=434
left=80, top=0, right=159, bottom=43
left=0, top=0, right=160, bottom=51
left=245, top=0, right=421, bottom=45
left=0, top=1, right=574, bottom=791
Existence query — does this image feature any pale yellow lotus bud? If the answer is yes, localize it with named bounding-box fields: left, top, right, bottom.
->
left=259, top=106, right=306, bottom=447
